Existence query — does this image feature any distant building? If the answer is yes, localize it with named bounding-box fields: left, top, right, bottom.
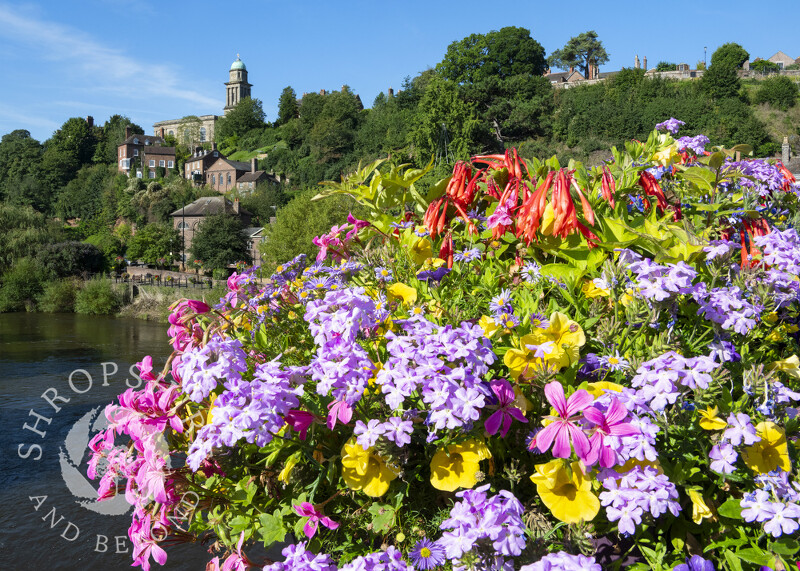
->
left=206, top=157, right=274, bottom=193
left=768, top=51, right=795, bottom=69
left=117, top=127, right=175, bottom=178
left=184, top=145, right=224, bottom=185
left=153, top=55, right=253, bottom=146
left=170, top=196, right=253, bottom=259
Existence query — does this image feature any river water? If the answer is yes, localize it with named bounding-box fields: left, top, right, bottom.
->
left=0, top=313, right=211, bottom=570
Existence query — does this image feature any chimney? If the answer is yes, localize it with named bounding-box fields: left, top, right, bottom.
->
left=569, top=66, right=574, bottom=73
left=211, top=142, right=217, bottom=151
left=388, top=87, right=394, bottom=97
left=86, top=116, right=94, bottom=128
left=644, top=56, right=648, bottom=70
left=251, top=157, right=257, bottom=173
left=233, top=198, right=240, bottom=214
left=125, top=126, right=131, bottom=140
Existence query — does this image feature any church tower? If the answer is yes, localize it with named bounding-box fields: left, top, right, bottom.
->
left=224, top=55, right=252, bottom=113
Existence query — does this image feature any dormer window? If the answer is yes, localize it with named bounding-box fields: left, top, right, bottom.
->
left=133, top=138, right=139, bottom=145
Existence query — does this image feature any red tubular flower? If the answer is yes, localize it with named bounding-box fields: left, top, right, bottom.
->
left=600, top=166, right=616, bottom=208
left=778, top=162, right=796, bottom=191
left=638, top=171, right=668, bottom=211
left=439, top=233, right=454, bottom=268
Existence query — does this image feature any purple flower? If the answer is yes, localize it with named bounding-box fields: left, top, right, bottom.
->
left=676, top=135, right=710, bottom=154
left=534, top=382, right=592, bottom=460
left=520, top=552, right=602, bottom=571
left=709, top=443, right=737, bottom=474
left=674, top=554, right=715, bottom=571
left=381, top=417, right=413, bottom=447
left=453, top=248, right=481, bottom=263
left=416, top=266, right=450, bottom=283
left=723, top=413, right=760, bottom=446
left=740, top=490, right=774, bottom=523
left=484, top=378, right=528, bottom=437
left=408, top=538, right=445, bottom=570
left=655, top=118, right=685, bottom=135
left=353, top=419, right=385, bottom=449
left=763, top=502, right=800, bottom=537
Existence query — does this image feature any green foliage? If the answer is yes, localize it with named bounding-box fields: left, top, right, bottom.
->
left=0, top=257, right=49, bottom=311
left=276, top=86, right=299, bottom=126
left=0, top=203, right=64, bottom=274
left=750, top=59, right=780, bottom=74
left=436, top=26, right=547, bottom=84
left=239, top=182, right=289, bottom=225
left=655, top=61, right=677, bottom=72
left=0, top=130, right=43, bottom=205
left=190, top=213, right=250, bottom=270
left=92, top=115, right=143, bottom=164
left=126, top=223, right=181, bottom=265
left=259, top=191, right=365, bottom=270
left=39, top=117, right=97, bottom=199
left=38, top=241, right=104, bottom=278
left=701, top=63, right=742, bottom=99
left=56, top=163, right=117, bottom=222
left=711, top=42, right=749, bottom=69
left=548, top=30, right=609, bottom=78
left=755, top=75, right=799, bottom=110
left=215, top=98, right=267, bottom=142
left=37, top=278, right=79, bottom=312
left=75, top=278, right=121, bottom=315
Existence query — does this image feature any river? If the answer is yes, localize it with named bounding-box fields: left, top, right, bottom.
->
left=0, top=313, right=211, bottom=570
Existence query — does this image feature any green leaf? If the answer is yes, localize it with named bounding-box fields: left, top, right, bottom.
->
left=770, top=537, right=800, bottom=556
left=540, top=263, right=585, bottom=284
left=723, top=549, right=744, bottom=571
left=367, top=503, right=396, bottom=534
left=734, top=547, right=773, bottom=566
left=717, top=497, right=743, bottom=520
left=681, top=167, right=715, bottom=193
left=258, top=512, right=286, bottom=546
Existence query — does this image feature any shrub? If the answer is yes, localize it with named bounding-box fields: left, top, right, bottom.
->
left=39, top=241, right=104, bottom=278
left=755, top=75, right=799, bottom=110
left=75, top=279, right=121, bottom=315
left=0, top=257, right=47, bottom=312
left=37, top=279, right=79, bottom=312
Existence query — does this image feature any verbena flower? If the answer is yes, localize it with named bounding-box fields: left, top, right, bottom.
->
left=520, top=551, right=601, bottom=570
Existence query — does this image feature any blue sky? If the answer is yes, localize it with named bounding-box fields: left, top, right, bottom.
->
left=1, top=0, right=798, bottom=142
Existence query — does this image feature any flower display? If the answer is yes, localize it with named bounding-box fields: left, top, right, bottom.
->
left=87, top=123, right=800, bottom=570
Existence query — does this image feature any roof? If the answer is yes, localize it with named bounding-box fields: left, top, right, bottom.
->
left=237, top=170, right=267, bottom=183
left=231, top=56, right=246, bottom=71
left=242, top=227, right=264, bottom=237
left=142, top=146, right=176, bottom=156
left=208, top=157, right=251, bottom=172
left=121, top=134, right=164, bottom=146
left=170, top=196, right=253, bottom=218
left=769, top=51, right=794, bottom=63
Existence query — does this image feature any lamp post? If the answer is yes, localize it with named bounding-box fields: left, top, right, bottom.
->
left=704, top=46, right=707, bottom=69
left=181, top=205, right=186, bottom=271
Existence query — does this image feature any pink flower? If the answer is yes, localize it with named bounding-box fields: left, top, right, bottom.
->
left=294, top=502, right=339, bottom=539
left=484, top=379, right=528, bottom=437
left=136, top=356, right=157, bottom=382
left=326, top=399, right=352, bottom=430
left=285, top=410, right=315, bottom=440
left=130, top=514, right=168, bottom=571
left=582, top=398, right=639, bottom=468
left=345, top=212, right=370, bottom=241
left=186, top=299, right=211, bottom=313
left=534, top=382, right=592, bottom=459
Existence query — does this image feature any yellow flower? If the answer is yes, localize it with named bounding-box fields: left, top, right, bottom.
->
left=764, top=312, right=780, bottom=324
left=698, top=406, right=727, bottom=431
left=408, top=237, right=433, bottom=266
left=341, top=439, right=398, bottom=497
left=387, top=283, right=418, bottom=306
left=503, top=342, right=545, bottom=380
left=479, top=315, right=501, bottom=338
left=742, top=421, right=791, bottom=474
left=278, top=453, right=301, bottom=484
left=585, top=381, right=624, bottom=399
left=768, top=354, right=800, bottom=379
left=524, top=312, right=586, bottom=369
left=687, top=489, right=714, bottom=524
left=530, top=461, right=599, bottom=524
left=513, top=386, right=532, bottom=414
left=430, top=440, right=491, bottom=492
left=581, top=281, right=610, bottom=298
left=653, top=145, right=680, bottom=166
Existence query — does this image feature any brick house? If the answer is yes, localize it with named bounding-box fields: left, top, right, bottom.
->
left=206, top=157, right=273, bottom=192
left=184, top=144, right=224, bottom=185
left=170, top=196, right=253, bottom=261
left=117, top=127, right=175, bottom=178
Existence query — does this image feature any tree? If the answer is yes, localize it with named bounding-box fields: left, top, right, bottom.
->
left=277, top=86, right=299, bottom=126
left=702, top=63, right=741, bottom=99
left=126, top=223, right=181, bottom=265
left=240, top=182, right=289, bottom=225
left=190, top=213, right=250, bottom=270
left=755, top=76, right=799, bottom=109
left=92, top=115, right=143, bottom=164
left=0, top=130, right=42, bottom=201
left=0, top=203, right=63, bottom=274
left=655, top=61, right=677, bottom=72
left=215, top=97, right=267, bottom=141
left=750, top=59, right=780, bottom=74
left=38, top=241, right=104, bottom=278
left=436, top=27, right=547, bottom=84
left=308, top=87, right=363, bottom=163
left=548, top=31, right=609, bottom=78
left=711, top=43, right=749, bottom=69
left=40, top=117, right=97, bottom=198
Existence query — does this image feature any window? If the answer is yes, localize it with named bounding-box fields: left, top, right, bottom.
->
left=213, top=151, right=218, bottom=157
left=136, top=170, right=143, bottom=178
left=133, top=138, right=139, bottom=145
left=149, top=160, right=155, bottom=167
left=178, top=221, right=190, bottom=230
left=211, top=174, right=216, bottom=185
left=134, top=149, right=138, bottom=156
left=168, top=130, right=174, bottom=136
left=227, top=173, right=231, bottom=185
left=200, top=127, right=206, bottom=142
left=120, top=158, right=130, bottom=169
left=168, top=161, right=174, bottom=168
left=159, top=160, right=165, bottom=167
left=149, top=171, right=156, bottom=179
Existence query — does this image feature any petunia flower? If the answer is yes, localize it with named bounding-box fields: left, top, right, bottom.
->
left=484, top=379, right=528, bottom=437
left=742, top=421, right=791, bottom=474
left=340, top=438, right=398, bottom=497
left=687, top=489, right=714, bottom=524
left=293, top=502, right=339, bottom=539
left=534, top=382, right=592, bottom=460
left=698, top=406, right=728, bottom=431
left=530, top=460, right=599, bottom=523
left=430, top=440, right=491, bottom=492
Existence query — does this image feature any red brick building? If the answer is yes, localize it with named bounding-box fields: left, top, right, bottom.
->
left=206, top=157, right=272, bottom=192
left=117, top=127, right=176, bottom=179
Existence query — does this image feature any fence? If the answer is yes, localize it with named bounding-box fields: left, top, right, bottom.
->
left=111, top=273, right=220, bottom=290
